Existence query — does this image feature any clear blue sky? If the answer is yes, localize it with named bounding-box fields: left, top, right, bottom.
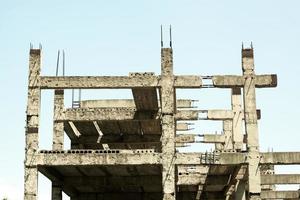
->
left=1, top=0, right=300, bottom=199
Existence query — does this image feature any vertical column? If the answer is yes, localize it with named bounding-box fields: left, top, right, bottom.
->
left=223, top=120, right=234, bottom=150
left=161, top=48, right=176, bottom=200
left=231, top=88, right=243, bottom=151
left=24, top=49, right=41, bottom=200
left=53, top=89, right=64, bottom=150
left=242, top=47, right=261, bottom=200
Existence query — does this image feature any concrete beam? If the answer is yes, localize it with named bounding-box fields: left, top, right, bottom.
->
left=175, top=152, right=246, bottom=165
left=175, top=134, right=197, bottom=143
left=178, top=174, right=229, bottom=186
left=78, top=134, right=162, bottom=144
left=261, top=191, right=300, bottom=199
left=31, top=151, right=300, bottom=166
left=59, top=108, right=261, bottom=122
left=29, top=152, right=161, bottom=166
left=202, top=134, right=225, bottom=144
left=260, top=152, right=300, bottom=164
left=80, top=99, right=195, bottom=109
left=207, top=109, right=261, bottom=120
left=58, top=108, right=197, bottom=121
left=212, top=74, right=277, bottom=88
left=261, top=174, right=300, bottom=184
left=76, top=192, right=162, bottom=200
left=63, top=176, right=162, bottom=188
left=39, top=75, right=202, bottom=89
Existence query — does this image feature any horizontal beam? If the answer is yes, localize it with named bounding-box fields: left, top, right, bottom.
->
left=64, top=176, right=162, bottom=188
left=261, top=174, right=300, bottom=184
left=80, top=99, right=195, bottom=109
left=260, top=152, right=300, bottom=165
left=207, top=109, right=261, bottom=120
left=175, top=152, right=246, bottom=165
left=40, top=75, right=202, bottom=89
left=178, top=174, right=229, bottom=186
left=212, top=74, right=277, bottom=88
left=58, top=108, right=156, bottom=121
left=30, top=151, right=300, bottom=167
left=76, top=193, right=162, bottom=200
left=78, top=134, right=161, bottom=144
left=176, top=134, right=197, bottom=143
left=58, top=108, right=195, bottom=121
left=29, top=152, right=161, bottom=166
left=202, top=134, right=225, bottom=144
left=261, top=191, right=300, bottom=199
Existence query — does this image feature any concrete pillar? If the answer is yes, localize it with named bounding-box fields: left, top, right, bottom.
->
left=24, top=49, right=41, bottom=200
left=231, top=88, right=243, bottom=151
left=51, top=183, right=62, bottom=200
left=53, top=90, right=64, bottom=150
left=223, top=119, right=234, bottom=150
left=242, top=47, right=261, bottom=199
left=161, top=48, right=176, bottom=200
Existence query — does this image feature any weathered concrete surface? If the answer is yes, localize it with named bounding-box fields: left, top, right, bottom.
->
left=242, top=48, right=261, bottom=199
left=25, top=49, right=41, bottom=200
left=39, top=75, right=202, bottom=89
left=57, top=108, right=201, bottom=121
left=260, top=152, right=300, bottom=164
left=261, top=174, right=300, bottom=184
left=212, top=74, right=277, bottom=88
left=160, top=48, right=176, bottom=200
left=231, top=88, right=243, bottom=151
left=29, top=152, right=161, bottom=166
left=24, top=45, right=291, bottom=200
left=80, top=99, right=195, bottom=109
left=261, top=191, right=300, bottom=199
left=53, top=90, right=64, bottom=150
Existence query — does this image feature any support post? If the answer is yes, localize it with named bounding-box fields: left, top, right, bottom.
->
left=242, top=47, right=261, bottom=199
left=161, top=48, right=176, bottom=200
left=231, top=88, right=243, bottom=151
left=223, top=119, right=234, bottom=150
left=53, top=90, right=64, bottom=150
left=24, top=49, right=41, bottom=200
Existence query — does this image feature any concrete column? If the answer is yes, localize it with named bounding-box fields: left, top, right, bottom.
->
left=53, top=90, right=64, bottom=150
left=231, top=88, right=243, bottom=151
left=161, top=48, right=176, bottom=200
left=24, top=49, right=41, bottom=200
left=223, top=119, right=234, bottom=150
left=242, top=47, right=261, bottom=199
left=52, top=183, right=62, bottom=200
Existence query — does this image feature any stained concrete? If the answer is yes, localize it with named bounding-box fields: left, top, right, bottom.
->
left=24, top=46, right=300, bottom=200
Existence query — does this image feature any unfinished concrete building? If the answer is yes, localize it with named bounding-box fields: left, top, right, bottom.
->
left=25, top=42, right=300, bottom=200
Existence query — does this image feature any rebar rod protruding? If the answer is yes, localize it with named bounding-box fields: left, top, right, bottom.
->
left=56, top=50, right=60, bottom=76
left=160, top=25, right=163, bottom=48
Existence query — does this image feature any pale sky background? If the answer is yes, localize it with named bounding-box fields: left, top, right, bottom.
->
left=1, top=0, right=300, bottom=199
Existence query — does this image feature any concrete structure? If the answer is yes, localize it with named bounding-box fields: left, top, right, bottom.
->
left=24, top=44, right=300, bottom=200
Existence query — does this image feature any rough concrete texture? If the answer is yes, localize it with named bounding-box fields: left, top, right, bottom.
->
left=24, top=46, right=300, bottom=200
